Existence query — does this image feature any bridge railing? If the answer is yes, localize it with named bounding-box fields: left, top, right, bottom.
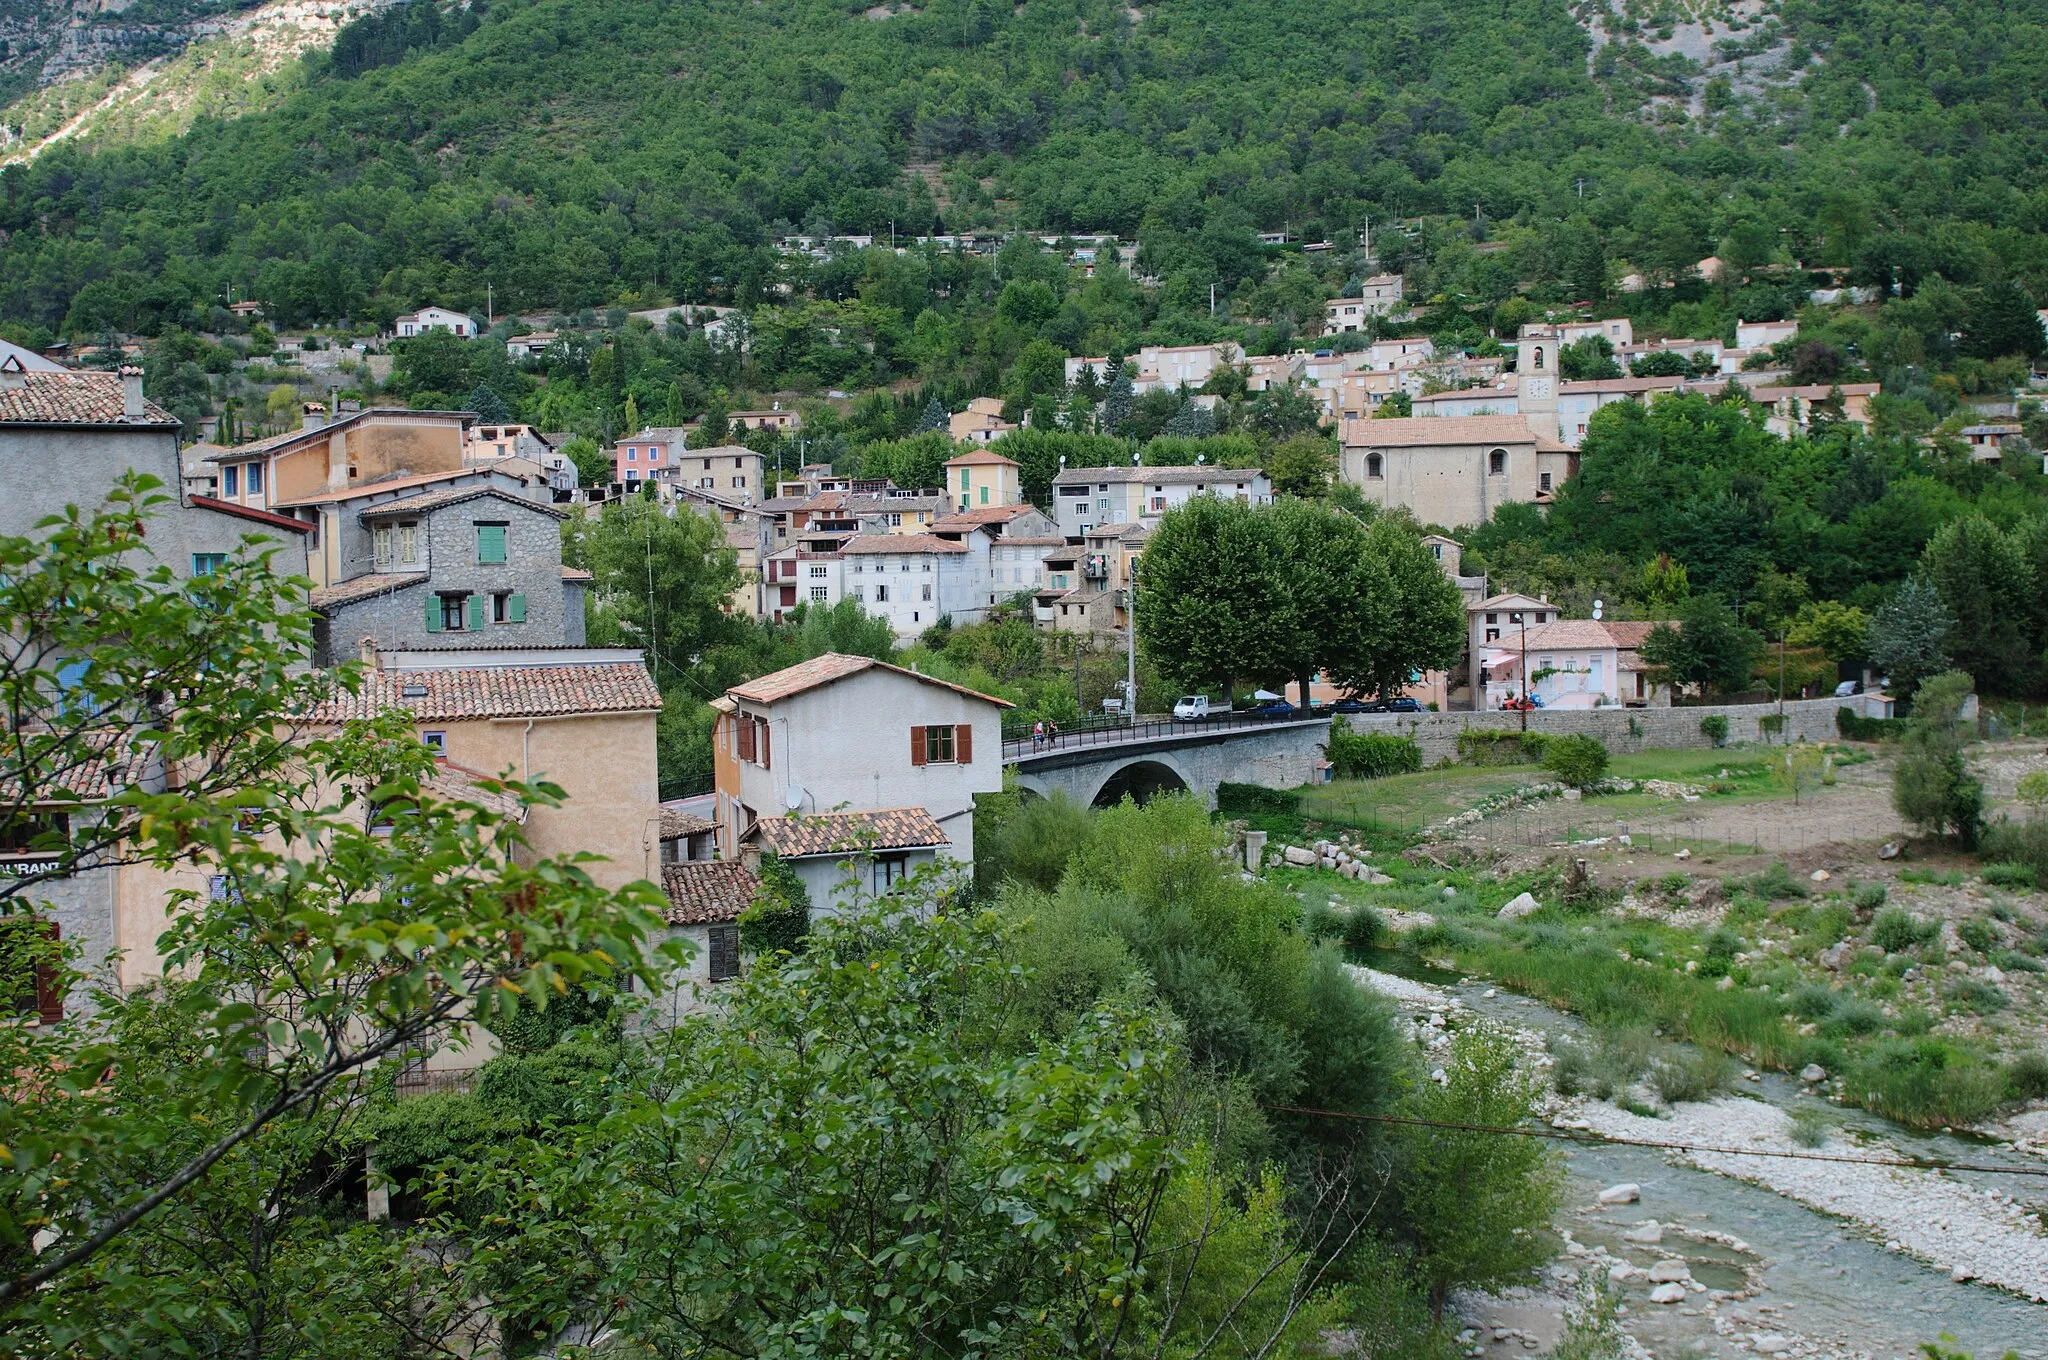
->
left=1001, top=710, right=1325, bottom=762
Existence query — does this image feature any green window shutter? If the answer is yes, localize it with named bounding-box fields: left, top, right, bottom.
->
left=960, top=469, right=971, bottom=490
left=466, top=595, right=484, bottom=631
left=424, top=594, right=443, bottom=632
left=506, top=592, right=526, bottom=623
left=477, top=525, right=507, bottom=564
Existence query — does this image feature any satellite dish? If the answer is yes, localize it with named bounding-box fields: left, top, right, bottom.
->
left=785, top=784, right=806, bottom=811
left=1592, top=598, right=1604, bottom=621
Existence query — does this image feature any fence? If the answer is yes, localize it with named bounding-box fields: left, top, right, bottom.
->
left=1001, top=710, right=1320, bottom=761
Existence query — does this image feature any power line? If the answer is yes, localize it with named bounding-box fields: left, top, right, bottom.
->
left=1259, top=1105, right=2048, bottom=1179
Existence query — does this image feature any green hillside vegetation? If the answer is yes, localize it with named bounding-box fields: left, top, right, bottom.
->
left=9, top=0, right=2048, bottom=333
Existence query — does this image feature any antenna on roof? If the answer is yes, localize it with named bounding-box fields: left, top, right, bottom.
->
left=1592, top=598, right=1604, bottom=621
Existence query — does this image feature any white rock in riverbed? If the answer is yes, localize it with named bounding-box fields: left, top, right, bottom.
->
left=1620, top=1222, right=1663, bottom=1244
left=1647, top=1259, right=1692, bottom=1283
left=1597, top=1183, right=1641, bottom=1205
left=1497, top=891, right=1542, bottom=920
left=1799, top=1064, right=1828, bottom=1083
left=1649, top=1282, right=1687, bottom=1304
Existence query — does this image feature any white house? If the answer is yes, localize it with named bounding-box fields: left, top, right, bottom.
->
left=1324, top=274, right=1406, bottom=332
left=1480, top=620, right=1670, bottom=709
left=1049, top=465, right=1273, bottom=538
left=394, top=307, right=478, bottom=339
left=841, top=531, right=994, bottom=636
left=711, top=653, right=1010, bottom=902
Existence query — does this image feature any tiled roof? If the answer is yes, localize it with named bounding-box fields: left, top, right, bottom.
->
left=930, top=505, right=1039, bottom=528
left=1052, top=465, right=1265, bottom=486
left=1600, top=621, right=1663, bottom=648
left=1750, top=383, right=1882, bottom=400
left=839, top=534, right=969, bottom=555
left=561, top=566, right=594, bottom=581
left=309, top=572, right=427, bottom=611
left=1513, top=619, right=1671, bottom=651
left=424, top=760, right=528, bottom=821
left=187, top=496, right=314, bottom=533
left=1001, top=535, right=1070, bottom=547
left=1340, top=415, right=1541, bottom=447
left=751, top=807, right=949, bottom=858
left=0, top=731, right=156, bottom=803
left=661, top=808, right=717, bottom=839
left=0, top=371, right=178, bottom=427
left=359, top=486, right=565, bottom=521
left=661, top=860, right=760, bottom=925
left=943, top=447, right=1019, bottom=466
left=728, top=651, right=1012, bottom=708
left=276, top=468, right=490, bottom=508
left=303, top=660, right=662, bottom=722
left=1557, top=375, right=1690, bottom=395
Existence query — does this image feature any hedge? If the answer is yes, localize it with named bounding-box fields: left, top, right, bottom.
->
left=1327, top=728, right=1424, bottom=780
left=1217, top=783, right=1302, bottom=816
left=1837, top=707, right=1905, bottom=741
left=1456, top=730, right=1551, bottom=766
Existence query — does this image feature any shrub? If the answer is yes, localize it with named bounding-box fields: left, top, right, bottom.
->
left=1343, top=906, right=1388, bottom=951
left=1890, top=671, right=1983, bottom=847
left=1820, top=998, right=1885, bottom=1037
left=1852, top=881, right=1889, bottom=912
left=1978, top=820, right=2048, bottom=887
left=1650, top=1047, right=1735, bottom=1104
left=1758, top=713, right=1786, bottom=741
left=1303, top=902, right=1346, bottom=941
left=1994, top=949, right=2044, bottom=974
left=1836, top=707, right=1904, bottom=741
left=1699, top=714, right=1730, bottom=748
left=1787, top=1105, right=1833, bottom=1148
left=1327, top=727, right=1424, bottom=780
left=1457, top=730, right=1550, bottom=766
left=741, top=852, right=814, bottom=955
left=1845, top=1037, right=2008, bottom=1127
left=1946, top=978, right=2009, bottom=1013
left=1216, top=783, right=1301, bottom=817
left=2007, top=1051, right=2048, bottom=1101
left=1957, top=918, right=1997, bottom=953
left=1980, top=861, right=2037, bottom=889
left=1543, top=734, right=1610, bottom=789
left=1736, top=862, right=1807, bottom=900
left=1790, top=983, right=1839, bottom=1020
left=1549, top=1038, right=1594, bottom=1096
left=1871, top=907, right=1936, bottom=953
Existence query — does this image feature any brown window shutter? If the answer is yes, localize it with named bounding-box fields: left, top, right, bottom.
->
left=737, top=714, right=755, bottom=762
left=955, top=724, right=972, bottom=764
left=910, top=726, right=927, bottom=766
left=758, top=718, right=770, bottom=770
left=708, top=925, right=739, bottom=982
left=34, top=921, right=62, bottom=1024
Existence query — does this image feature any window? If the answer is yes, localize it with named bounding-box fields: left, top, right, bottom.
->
left=626, top=448, right=637, bottom=462
left=1485, top=613, right=1498, bottom=624
left=1150, top=495, right=1166, bottom=511
left=960, top=469, right=972, bottom=490
left=246, top=463, right=263, bottom=494
left=707, top=925, right=740, bottom=981
left=428, top=593, right=476, bottom=632
left=1059, top=485, right=1088, bottom=498
left=6, top=918, right=63, bottom=1025
left=809, top=565, right=827, bottom=578
left=810, top=586, right=827, bottom=601
left=854, top=586, right=865, bottom=601
left=476, top=524, right=508, bottom=564
left=1097, top=498, right=1110, bottom=514
left=1532, top=346, right=1545, bottom=371
left=421, top=731, right=446, bottom=751
left=872, top=855, right=908, bottom=894
left=735, top=713, right=770, bottom=767
left=1429, top=543, right=1443, bottom=560
left=1488, top=449, right=1506, bottom=475
left=875, top=584, right=889, bottom=602
left=491, top=592, right=526, bottom=624
left=1365, top=453, right=1384, bottom=478
left=0, top=812, right=70, bottom=862
left=191, top=552, right=227, bottom=576
left=920, top=584, right=932, bottom=601
left=1539, top=472, right=1553, bottom=492
left=979, top=486, right=989, bottom=504
left=733, top=457, right=743, bottom=468
left=1485, top=627, right=1500, bottom=642
left=223, top=465, right=239, bottom=496
left=733, top=476, right=746, bottom=489
left=910, top=723, right=970, bottom=765
left=374, top=526, right=391, bottom=563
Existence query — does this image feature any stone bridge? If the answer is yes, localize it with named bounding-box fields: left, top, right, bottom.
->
left=1003, top=716, right=1331, bottom=808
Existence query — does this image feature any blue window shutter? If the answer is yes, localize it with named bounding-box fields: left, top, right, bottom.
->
left=466, top=595, right=484, bottom=631
left=424, top=595, right=442, bottom=632
left=506, top=593, right=526, bottom=623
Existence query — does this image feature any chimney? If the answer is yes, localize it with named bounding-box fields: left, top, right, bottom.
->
left=359, top=636, right=381, bottom=669
left=120, top=366, right=145, bottom=419
left=304, top=405, right=327, bottom=432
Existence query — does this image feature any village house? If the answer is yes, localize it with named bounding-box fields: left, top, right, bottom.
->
left=1323, top=274, right=1406, bottom=332
left=1480, top=620, right=1672, bottom=709
left=611, top=426, right=685, bottom=486
left=726, top=408, right=800, bottom=435
left=1049, top=464, right=1273, bottom=538
left=393, top=306, right=478, bottom=339
left=931, top=504, right=1063, bottom=599
left=670, top=442, right=765, bottom=499
left=948, top=396, right=1017, bottom=445
left=305, top=485, right=586, bottom=663
left=943, top=446, right=1022, bottom=509
left=709, top=653, right=1009, bottom=903
left=1062, top=342, right=1244, bottom=394
left=841, top=531, right=995, bottom=637
left=1747, top=383, right=1880, bottom=437
left=207, top=406, right=476, bottom=513
left=1557, top=317, right=1634, bottom=347
left=1465, top=592, right=1562, bottom=703
left=1961, top=422, right=2025, bottom=461
left=1339, top=415, right=1576, bottom=528
left=504, top=331, right=559, bottom=359
left=1736, top=318, right=1798, bottom=352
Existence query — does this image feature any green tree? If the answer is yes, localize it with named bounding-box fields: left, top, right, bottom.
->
left=1639, top=594, right=1760, bottom=697
left=1137, top=495, right=1294, bottom=701
left=1891, top=670, right=1983, bottom=846
left=1919, top=515, right=2036, bottom=695
left=1962, top=282, right=2046, bottom=361
left=1559, top=335, right=1622, bottom=381
left=1867, top=578, right=1954, bottom=698
left=560, top=434, right=610, bottom=486
left=1641, top=553, right=1691, bottom=611
left=1397, top=1024, right=1563, bottom=1317
left=468, top=382, right=513, bottom=424
left=1265, top=432, right=1336, bottom=498
left=1788, top=600, right=1871, bottom=663
left=1101, top=361, right=1136, bottom=434
left=564, top=496, right=742, bottom=687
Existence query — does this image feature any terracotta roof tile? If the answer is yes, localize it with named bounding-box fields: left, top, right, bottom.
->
left=208, top=409, right=470, bottom=462
left=1052, top=465, right=1264, bottom=486
left=661, top=808, right=717, bottom=839
left=661, top=860, right=760, bottom=925
left=840, top=533, right=970, bottom=555
left=423, top=760, right=528, bottom=821
left=0, top=730, right=156, bottom=803
left=728, top=652, right=1011, bottom=708
left=1340, top=414, right=1541, bottom=447
left=0, top=371, right=177, bottom=426
left=275, top=468, right=491, bottom=508
left=942, top=447, right=1020, bottom=466
left=751, top=807, right=949, bottom=858
left=187, top=495, right=314, bottom=533
left=309, top=572, right=428, bottom=610
left=359, top=486, right=565, bottom=521
left=303, top=660, right=661, bottom=723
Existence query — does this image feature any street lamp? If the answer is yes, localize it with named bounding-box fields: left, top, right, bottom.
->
left=1518, top=610, right=1528, bottom=733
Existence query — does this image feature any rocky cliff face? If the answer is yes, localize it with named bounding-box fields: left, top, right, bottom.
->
left=1, top=1, right=258, bottom=102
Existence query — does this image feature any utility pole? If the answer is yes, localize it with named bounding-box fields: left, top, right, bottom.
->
left=1125, top=576, right=1138, bottom=726
left=1576, top=177, right=1585, bottom=202
left=1777, top=628, right=1787, bottom=725
left=1518, top=611, right=1529, bottom=734
left=1209, top=282, right=1217, bottom=318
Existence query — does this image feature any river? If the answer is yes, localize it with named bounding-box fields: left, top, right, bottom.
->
left=1355, top=949, right=2048, bottom=1360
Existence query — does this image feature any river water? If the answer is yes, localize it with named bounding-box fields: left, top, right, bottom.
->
left=1359, top=949, right=2048, bottom=1360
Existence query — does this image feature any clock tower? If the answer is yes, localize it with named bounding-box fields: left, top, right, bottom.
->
left=1516, top=325, right=1562, bottom=443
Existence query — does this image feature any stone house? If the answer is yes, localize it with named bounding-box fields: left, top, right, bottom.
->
left=1339, top=415, right=1576, bottom=528
left=840, top=531, right=993, bottom=636
left=1050, top=465, right=1273, bottom=538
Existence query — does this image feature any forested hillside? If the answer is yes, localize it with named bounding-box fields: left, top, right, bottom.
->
left=5, top=0, right=2048, bottom=330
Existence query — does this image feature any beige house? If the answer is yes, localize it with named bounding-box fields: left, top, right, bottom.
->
left=1466, top=592, right=1560, bottom=701
left=1339, top=415, right=1576, bottom=528
left=728, top=408, right=801, bottom=435
left=1962, top=423, right=2025, bottom=462
left=1750, top=383, right=1879, bottom=437
left=943, top=446, right=1022, bottom=510
left=674, top=442, right=766, bottom=499
left=948, top=397, right=1017, bottom=446
left=1324, top=274, right=1406, bottom=332
left=208, top=407, right=475, bottom=512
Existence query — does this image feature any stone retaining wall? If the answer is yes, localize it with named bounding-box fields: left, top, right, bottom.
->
left=1341, top=694, right=1889, bottom=766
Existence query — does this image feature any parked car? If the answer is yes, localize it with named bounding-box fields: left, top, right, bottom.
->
left=1323, top=697, right=1371, bottom=714
left=1383, top=696, right=1423, bottom=712
left=1833, top=680, right=1863, bottom=697
left=1247, top=699, right=1299, bottom=718
left=1173, top=695, right=1230, bottom=721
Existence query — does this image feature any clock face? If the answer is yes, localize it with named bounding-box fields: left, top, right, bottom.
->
left=1524, top=376, right=1553, bottom=400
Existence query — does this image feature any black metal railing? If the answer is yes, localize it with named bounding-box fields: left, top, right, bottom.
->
left=1001, top=710, right=1324, bottom=761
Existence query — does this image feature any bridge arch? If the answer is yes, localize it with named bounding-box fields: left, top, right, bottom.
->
left=1087, top=756, right=1193, bottom=808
